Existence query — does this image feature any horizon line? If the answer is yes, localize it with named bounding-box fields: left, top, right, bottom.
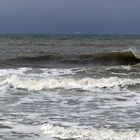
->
left=0, top=33, right=140, bottom=36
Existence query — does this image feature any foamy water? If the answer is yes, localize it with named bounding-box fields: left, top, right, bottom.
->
left=1, top=75, right=140, bottom=91
left=0, top=67, right=140, bottom=91
left=0, top=67, right=139, bottom=140
left=41, top=124, right=140, bottom=140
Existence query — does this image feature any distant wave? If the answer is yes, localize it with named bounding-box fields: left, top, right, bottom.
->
left=0, top=50, right=140, bottom=68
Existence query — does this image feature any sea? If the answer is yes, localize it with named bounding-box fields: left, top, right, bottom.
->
left=0, top=35, right=140, bottom=140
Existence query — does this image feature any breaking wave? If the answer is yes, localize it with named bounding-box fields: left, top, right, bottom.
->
left=41, top=123, right=140, bottom=140
left=1, top=75, right=140, bottom=91
left=1, top=50, right=140, bottom=67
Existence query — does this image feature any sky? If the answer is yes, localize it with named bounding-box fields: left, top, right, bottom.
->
left=0, top=0, right=140, bottom=34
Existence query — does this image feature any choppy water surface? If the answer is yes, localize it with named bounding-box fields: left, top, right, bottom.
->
left=0, top=35, right=140, bottom=140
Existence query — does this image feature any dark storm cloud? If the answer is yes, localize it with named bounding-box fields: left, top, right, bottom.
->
left=0, top=0, right=140, bottom=34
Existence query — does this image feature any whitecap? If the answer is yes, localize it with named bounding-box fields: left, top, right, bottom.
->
left=1, top=75, right=140, bottom=91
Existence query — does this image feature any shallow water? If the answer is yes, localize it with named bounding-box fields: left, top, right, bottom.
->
left=0, top=67, right=139, bottom=140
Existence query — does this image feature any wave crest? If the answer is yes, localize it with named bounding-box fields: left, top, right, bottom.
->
left=1, top=75, right=140, bottom=91
left=2, top=50, right=140, bottom=68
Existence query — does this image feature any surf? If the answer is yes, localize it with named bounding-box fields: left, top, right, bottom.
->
left=1, top=75, right=140, bottom=91
left=41, top=123, right=140, bottom=140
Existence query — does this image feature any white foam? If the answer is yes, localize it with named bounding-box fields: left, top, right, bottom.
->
left=0, top=85, right=9, bottom=93
left=0, top=67, right=31, bottom=76
left=41, top=124, right=140, bottom=140
left=0, top=68, right=139, bottom=91
left=106, top=65, right=132, bottom=71
left=41, top=68, right=75, bottom=76
left=0, top=67, right=77, bottom=80
left=1, top=75, right=140, bottom=91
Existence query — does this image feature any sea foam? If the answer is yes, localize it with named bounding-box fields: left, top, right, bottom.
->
left=41, top=123, right=140, bottom=140
left=1, top=75, right=140, bottom=91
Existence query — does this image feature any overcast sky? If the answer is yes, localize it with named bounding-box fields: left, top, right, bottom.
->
left=0, top=0, right=140, bottom=34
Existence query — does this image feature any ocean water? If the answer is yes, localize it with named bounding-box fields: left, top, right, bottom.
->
left=0, top=35, right=140, bottom=140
